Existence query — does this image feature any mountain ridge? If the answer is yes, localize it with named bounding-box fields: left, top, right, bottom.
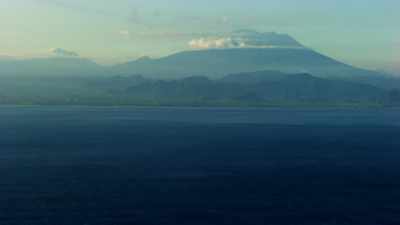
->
left=0, top=57, right=104, bottom=77
left=112, top=47, right=351, bottom=77
left=1, top=31, right=399, bottom=90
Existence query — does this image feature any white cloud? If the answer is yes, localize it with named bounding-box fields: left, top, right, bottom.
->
left=50, top=48, right=79, bottom=57
left=119, top=30, right=130, bottom=37
left=120, top=30, right=130, bottom=35
left=221, top=16, right=229, bottom=24
left=188, top=30, right=305, bottom=50
left=189, top=37, right=243, bottom=49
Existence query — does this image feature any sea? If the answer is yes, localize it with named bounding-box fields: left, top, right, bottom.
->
left=1, top=106, right=400, bottom=225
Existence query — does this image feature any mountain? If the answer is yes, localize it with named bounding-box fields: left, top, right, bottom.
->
left=230, top=30, right=304, bottom=48
left=124, top=71, right=388, bottom=106
left=1, top=31, right=398, bottom=92
left=220, top=70, right=293, bottom=84
left=1, top=31, right=397, bottom=90
left=0, top=57, right=103, bottom=77
left=114, top=48, right=350, bottom=77
left=1, top=70, right=396, bottom=106
left=112, top=30, right=399, bottom=89
left=112, top=47, right=395, bottom=88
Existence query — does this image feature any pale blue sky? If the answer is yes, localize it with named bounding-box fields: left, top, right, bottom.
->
left=0, top=0, right=399, bottom=70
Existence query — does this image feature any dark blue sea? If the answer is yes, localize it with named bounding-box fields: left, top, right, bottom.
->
left=1, top=106, right=400, bottom=225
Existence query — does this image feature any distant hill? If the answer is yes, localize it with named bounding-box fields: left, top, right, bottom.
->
left=112, top=48, right=343, bottom=78
left=220, top=70, right=292, bottom=84
left=1, top=31, right=399, bottom=91
left=1, top=70, right=397, bottom=106
left=112, top=47, right=398, bottom=89
left=124, top=71, right=388, bottom=106
left=0, top=57, right=104, bottom=77
left=111, top=31, right=400, bottom=89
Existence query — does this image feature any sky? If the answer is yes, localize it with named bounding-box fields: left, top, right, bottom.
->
left=0, top=0, right=399, bottom=71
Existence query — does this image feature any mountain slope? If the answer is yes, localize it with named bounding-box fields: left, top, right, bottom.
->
left=124, top=71, right=387, bottom=105
left=230, top=30, right=304, bottom=48
left=0, top=57, right=103, bottom=77
left=112, top=48, right=387, bottom=84
left=112, top=30, right=398, bottom=88
left=0, top=70, right=395, bottom=106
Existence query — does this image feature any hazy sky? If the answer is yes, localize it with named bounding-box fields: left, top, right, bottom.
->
left=1, top=0, right=399, bottom=70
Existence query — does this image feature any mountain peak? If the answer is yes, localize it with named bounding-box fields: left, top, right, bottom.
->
left=230, top=30, right=303, bottom=48
left=135, top=56, right=152, bottom=62
left=188, top=30, right=304, bottom=50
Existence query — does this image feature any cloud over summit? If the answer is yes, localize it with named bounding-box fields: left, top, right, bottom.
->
left=50, top=48, right=79, bottom=57
left=189, top=30, right=303, bottom=50
left=189, top=37, right=243, bottom=49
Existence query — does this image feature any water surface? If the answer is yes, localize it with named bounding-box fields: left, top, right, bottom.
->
left=1, top=106, right=400, bottom=225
